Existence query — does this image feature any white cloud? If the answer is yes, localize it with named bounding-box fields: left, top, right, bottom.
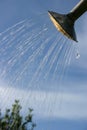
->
left=0, top=84, right=87, bottom=120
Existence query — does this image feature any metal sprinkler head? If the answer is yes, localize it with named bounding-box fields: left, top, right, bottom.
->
left=48, top=0, right=87, bottom=42
left=48, top=11, right=77, bottom=42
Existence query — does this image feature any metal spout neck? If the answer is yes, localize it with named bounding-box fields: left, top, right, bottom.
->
left=67, top=0, right=87, bottom=22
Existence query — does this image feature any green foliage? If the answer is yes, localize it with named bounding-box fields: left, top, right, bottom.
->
left=0, top=100, right=36, bottom=130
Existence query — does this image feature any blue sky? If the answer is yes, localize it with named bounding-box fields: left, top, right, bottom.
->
left=0, top=0, right=87, bottom=130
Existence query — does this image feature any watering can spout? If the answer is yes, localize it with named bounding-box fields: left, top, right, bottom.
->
left=48, top=0, right=87, bottom=42
left=48, top=11, right=77, bottom=42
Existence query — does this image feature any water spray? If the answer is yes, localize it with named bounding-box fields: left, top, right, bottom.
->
left=48, top=0, right=87, bottom=42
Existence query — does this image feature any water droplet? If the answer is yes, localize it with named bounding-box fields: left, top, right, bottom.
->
left=76, top=52, right=80, bottom=59
left=74, top=42, right=80, bottom=59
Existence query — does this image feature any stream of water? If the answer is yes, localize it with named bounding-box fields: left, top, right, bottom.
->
left=0, top=14, right=80, bottom=118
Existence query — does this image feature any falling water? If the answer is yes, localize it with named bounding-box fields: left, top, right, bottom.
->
left=0, top=13, right=77, bottom=119
left=75, top=43, right=80, bottom=59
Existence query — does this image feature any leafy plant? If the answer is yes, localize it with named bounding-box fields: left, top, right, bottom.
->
left=0, top=100, right=36, bottom=130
